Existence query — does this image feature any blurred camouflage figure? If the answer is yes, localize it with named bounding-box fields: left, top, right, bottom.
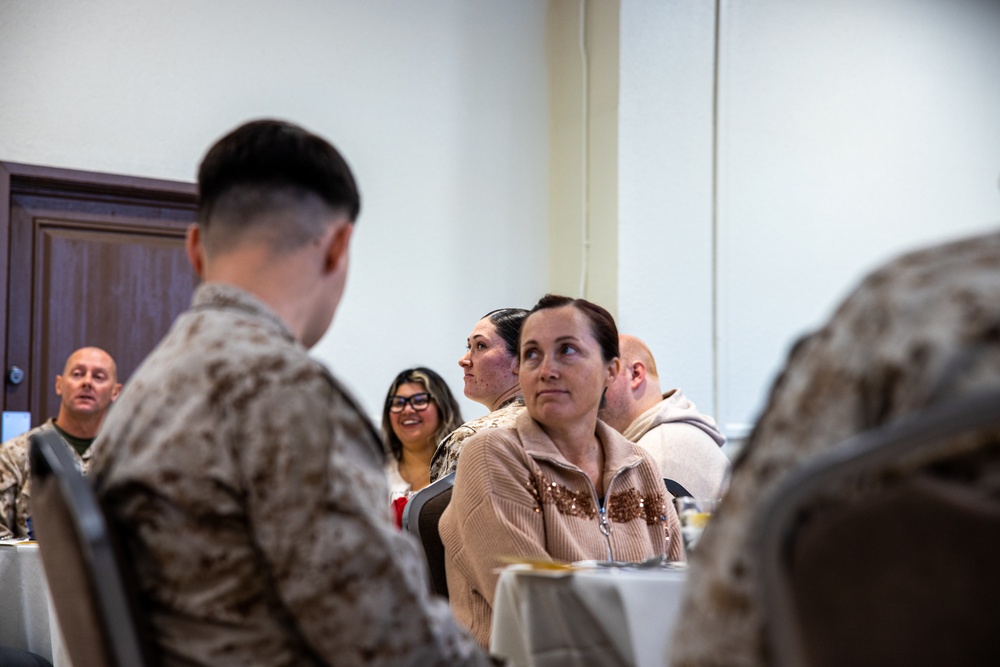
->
left=672, top=230, right=1000, bottom=666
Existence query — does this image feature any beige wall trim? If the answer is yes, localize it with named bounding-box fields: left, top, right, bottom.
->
left=547, top=0, right=620, bottom=313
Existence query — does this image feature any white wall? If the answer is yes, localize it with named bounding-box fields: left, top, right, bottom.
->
left=620, top=0, right=1000, bottom=445
left=618, top=0, right=718, bottom=423
left=0, top=0, right=551, bottom=422
left=716, top=0, right=1000, bottom=436
left=5, top=0, right=999, bottom=438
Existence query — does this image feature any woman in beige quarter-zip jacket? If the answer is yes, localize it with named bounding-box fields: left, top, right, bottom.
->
left=441, top=294, right=684, bottom=647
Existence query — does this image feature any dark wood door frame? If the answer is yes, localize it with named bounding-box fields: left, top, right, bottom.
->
left=0, top=161, right=197, bottom=417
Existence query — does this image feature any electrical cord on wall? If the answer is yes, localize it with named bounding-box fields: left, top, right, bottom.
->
left=577, top=0, right=590, bottom=298
left=712, top=0, right=722, bottom=421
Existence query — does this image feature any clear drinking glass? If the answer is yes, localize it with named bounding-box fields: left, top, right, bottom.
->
left=674, top=496, right=717, bottom=554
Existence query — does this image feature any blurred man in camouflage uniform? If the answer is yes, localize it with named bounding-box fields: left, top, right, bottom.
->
left=0, top=346, right=120, bottom=540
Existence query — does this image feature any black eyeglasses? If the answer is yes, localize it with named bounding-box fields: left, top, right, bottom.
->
left=387, top=392, right=433, bottom=413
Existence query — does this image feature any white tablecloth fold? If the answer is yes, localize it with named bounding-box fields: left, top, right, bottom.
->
left=490, top=564, right=687, bottom=667
left=0, top=542, right=72, bottom=667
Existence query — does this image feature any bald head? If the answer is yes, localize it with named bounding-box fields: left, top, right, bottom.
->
left=619, top=334, right=659, bottom=380
left=62, top=347, right=118, bottom=382
left=598, top=334, right=663, bottom=434
left=56, top=347, right=122, bottom=437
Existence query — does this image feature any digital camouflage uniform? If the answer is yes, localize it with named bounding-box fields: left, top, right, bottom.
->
left=0, top=419, right=88, bottom=540
left=91, top=284, right=489, bottom=667
left=671, top=230, right=1000, bottom=666
left=428, top=397, right=525, bottom=483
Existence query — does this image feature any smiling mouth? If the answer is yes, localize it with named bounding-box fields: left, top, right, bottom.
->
left=400, top=419, right=422, bottom=426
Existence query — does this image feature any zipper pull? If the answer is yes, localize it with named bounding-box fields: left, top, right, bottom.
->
left=598, top=504, right=611, bottom=537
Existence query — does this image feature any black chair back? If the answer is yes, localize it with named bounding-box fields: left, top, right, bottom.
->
left=664, top=478, right=691, bottom=498
left=29, top=430, right=154, bottom=667
left=401, top=472, right=456, bottom=598
left=755, top=388, right=1000, bottom=667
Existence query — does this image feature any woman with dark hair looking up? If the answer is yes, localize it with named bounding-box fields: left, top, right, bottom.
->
left=429, top=307, right=529, bottom=482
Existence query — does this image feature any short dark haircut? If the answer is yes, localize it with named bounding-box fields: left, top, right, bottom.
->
left=197, top=119, right=360, bottom=251
left=522, top=294, right=619, bottom=363
left=381, top=367, right=464, bottom=462
left=482, top=308, right=529, bottom=358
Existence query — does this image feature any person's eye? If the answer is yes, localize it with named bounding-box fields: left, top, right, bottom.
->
left=477, top=342, right=487, bottom=350
left=523, top=348, right=538, bottom=361
left=560, top=344, right=577, bottom=355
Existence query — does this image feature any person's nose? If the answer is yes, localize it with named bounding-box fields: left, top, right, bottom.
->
left=459, top=351, right=471, bottom=368
left=538, top=355, right=558, bottom=380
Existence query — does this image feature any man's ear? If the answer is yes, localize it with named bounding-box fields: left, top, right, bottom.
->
left=111, top=382, right=123, bottom=402
left=55, top=375, right=64, bottom=397
left=628, top=361, right=647, bottom=391
left=185, top=224, right=206, bottom=278
left=323, top=222, right=354, bottom=274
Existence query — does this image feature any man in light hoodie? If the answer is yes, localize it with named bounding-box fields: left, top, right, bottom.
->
left=599, top=334, right=730, bottom=500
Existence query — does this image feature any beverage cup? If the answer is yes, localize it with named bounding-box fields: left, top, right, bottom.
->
left=673, top=496, right=717, bottom=554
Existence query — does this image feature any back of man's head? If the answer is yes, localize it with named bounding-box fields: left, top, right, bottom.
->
left=619, top=334, right=660, bottom=383
left=197, top=119, right=360, bottom=255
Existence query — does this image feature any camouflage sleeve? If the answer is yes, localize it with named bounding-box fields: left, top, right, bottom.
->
left=0, top=486, right=15, bottom=540
left=429, top=425, right=476, bottom=483
left=237, top=376, right=489, bottom=666
left=0, top=435, right=30, bottom=540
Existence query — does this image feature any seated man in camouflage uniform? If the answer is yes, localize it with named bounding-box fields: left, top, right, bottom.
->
left=91, top=120, right=490, bottom=666
left=0, top=346, right=120, bottom=540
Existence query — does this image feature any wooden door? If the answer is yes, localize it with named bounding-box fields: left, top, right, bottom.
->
left=0, top=162, right=199, bottom=427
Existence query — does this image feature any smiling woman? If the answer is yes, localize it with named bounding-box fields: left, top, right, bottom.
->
left=439, top=294, right=685, bottom=647
left=381, top=367, right=463, bottom=528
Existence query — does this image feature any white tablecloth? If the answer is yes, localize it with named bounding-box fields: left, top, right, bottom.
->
left=490, top=564, right=688, bottom=667
left=0, top=542, right=72, bottom=666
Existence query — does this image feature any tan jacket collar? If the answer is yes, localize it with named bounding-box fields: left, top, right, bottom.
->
left=514, top=410, right=644, bottom=476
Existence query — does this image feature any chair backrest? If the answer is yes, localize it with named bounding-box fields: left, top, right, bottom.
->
left=401, top=471, right=455, bottom=598
left=663, top=477, right=691, bottom=499
left=755, top=387, right=1000, bottom=667
left=28, top=430, right=153, bottom=667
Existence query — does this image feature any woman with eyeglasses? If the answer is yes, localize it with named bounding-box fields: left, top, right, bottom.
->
left=382, top=367, right=464, bottom=528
